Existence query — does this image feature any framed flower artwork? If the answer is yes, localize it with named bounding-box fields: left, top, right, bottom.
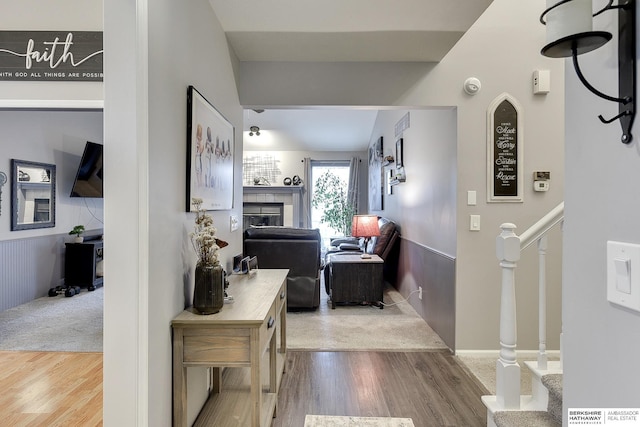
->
left=186, top=85, right=235, bottom=211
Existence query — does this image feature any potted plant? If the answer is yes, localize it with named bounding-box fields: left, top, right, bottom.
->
left=69, top=225, right=85, bottom=243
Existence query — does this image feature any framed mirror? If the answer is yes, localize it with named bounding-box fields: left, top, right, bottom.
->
left=11, top=159, right=56, bottom=231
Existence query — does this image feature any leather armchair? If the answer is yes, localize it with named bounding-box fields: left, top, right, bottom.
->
left=243, top=227, right=322, bottom=310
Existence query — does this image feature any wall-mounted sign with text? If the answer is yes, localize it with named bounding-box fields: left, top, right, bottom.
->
left=0, top=31, right=103, bottom=82
left=487, top=93, right=523, bottom=203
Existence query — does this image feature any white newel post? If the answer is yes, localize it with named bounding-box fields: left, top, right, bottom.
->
left=537, top=235, right=548, bottom=370
left=495, top=223, right=521, bottom=409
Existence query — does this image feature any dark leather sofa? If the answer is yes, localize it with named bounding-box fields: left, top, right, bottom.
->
left=243, top=227, right=322, bottom=310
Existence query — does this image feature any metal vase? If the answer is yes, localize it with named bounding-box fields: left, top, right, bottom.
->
left=193, top=262, right=224, bottom=315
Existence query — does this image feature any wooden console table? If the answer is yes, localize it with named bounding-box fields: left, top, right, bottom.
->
left=329, top=254, right=384, bottom=308
left=171, top=269, right=288, bottom=427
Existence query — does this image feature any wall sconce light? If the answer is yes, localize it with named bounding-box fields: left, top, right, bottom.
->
left=249, top=125, right=260, bottom=136
left=540, top=0, right=636, bottom=144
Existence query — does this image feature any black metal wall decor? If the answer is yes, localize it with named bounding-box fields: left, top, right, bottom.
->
left=541, top=0, right=636, bottom=144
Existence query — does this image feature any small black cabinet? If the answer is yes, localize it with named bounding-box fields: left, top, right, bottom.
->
left=65, top=240, right=104, bottom=290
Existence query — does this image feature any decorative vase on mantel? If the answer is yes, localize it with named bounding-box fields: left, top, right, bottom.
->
left=193, top=261, right=224, bottom=315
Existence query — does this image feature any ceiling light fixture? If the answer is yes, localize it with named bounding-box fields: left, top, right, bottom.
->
left=249, top=126, right=261, bottom=136
left=540, top=0, right=636, bottom=144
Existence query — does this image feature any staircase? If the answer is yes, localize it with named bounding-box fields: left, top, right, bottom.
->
left=481, top=203, right=564, bottom=426
left=487, top=361, right=563, bottom=426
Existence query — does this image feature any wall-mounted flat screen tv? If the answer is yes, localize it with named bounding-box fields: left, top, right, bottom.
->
left=70, top=141, right=103, bottom=198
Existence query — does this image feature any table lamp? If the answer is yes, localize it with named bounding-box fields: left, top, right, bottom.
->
left=351, top=215, right=380, bottom=259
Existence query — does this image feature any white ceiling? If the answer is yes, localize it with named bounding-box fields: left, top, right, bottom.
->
left=208, top=0, right=493, bottom=152
left=243, top=108, right=379, bottom=152
left=209, top=0, right=492, bottom=63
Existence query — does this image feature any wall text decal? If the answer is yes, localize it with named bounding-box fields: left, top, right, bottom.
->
left=487, top=93, right=524, bottom=203
left=0, top=31, right=103, bottom=81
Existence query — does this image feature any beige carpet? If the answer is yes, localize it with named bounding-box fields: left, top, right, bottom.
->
left=287, top=285, right=448, bottom=351
left=456, top=354, right=561, bottom=394
left=304, top=415, right=415, bottom=427
left=0, top=287, right=103, bottom=352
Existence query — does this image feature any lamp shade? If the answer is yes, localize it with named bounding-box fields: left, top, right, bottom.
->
left=545, top=0, right=592, bottom=45
left=541, top=0, right=611, bottom=59
left=351, top=215, right=380, bottom=238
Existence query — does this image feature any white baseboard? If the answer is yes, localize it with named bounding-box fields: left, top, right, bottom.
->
left=455, top=349, right=561, bottom=358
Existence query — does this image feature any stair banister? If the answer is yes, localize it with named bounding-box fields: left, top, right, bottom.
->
left=520, top=202, right=563, bottom=371
left=495, top=223, right=522, bottom=409
left=519, top=202, right=564, bottom=250
left=537, top=236, right=548, bottom=370
left=486, top=204, right=565, bottom=422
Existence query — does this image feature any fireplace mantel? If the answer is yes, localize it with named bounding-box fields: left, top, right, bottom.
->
left=243, top=186, right=303, bottom=194
left=242, top=186, right=304, bottom=227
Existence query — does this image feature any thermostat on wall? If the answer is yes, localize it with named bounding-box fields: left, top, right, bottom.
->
left=533, top=171, right=550, bottom=192
left=534, top=181, right=550, bottom=191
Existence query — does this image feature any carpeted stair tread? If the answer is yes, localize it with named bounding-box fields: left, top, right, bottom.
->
left=494, top=410, right=560, bottom=427
left=542, top=373, right=563, bottom=424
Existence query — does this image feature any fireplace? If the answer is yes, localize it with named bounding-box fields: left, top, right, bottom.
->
left=243, top=202, right=284, bottom=231
left=243, top=185, right=304, bottom=228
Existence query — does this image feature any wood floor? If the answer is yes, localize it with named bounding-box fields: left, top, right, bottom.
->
left=0, top=350, right=488, bottom=426
left=272, top=350, right=489, bottom=427
left=0, top=351, right=102, bottom=427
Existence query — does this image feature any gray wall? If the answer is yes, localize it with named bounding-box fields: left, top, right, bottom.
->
left=0, top=111, right=104, bottom=241
left=562, top=6, right=640, bottom=421
left=104, top=0, right=243, bottom=425
left=367, top=108, right=458, bottom=349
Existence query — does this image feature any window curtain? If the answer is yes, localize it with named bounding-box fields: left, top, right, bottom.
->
left=302, top=157, right=312, bottom=228
left=347, top=156, right=360, bottom=214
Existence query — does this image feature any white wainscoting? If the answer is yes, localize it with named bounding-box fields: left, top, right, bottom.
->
left=0, top=234, right=66, bottom=312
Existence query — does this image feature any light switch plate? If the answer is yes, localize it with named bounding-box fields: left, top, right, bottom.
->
left=467, top=190, right=477, bottom=206
left=230, top=215, right=239, bottom=232
left=470, top=214, right=480, bottom=231
left=607, top=241, right=640, bottom=312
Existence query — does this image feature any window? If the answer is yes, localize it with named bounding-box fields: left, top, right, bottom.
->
left=311, top=160, right=352, bottom=250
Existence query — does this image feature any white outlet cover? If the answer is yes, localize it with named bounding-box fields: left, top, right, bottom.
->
left=230, top=215, right=239, bottom=232
left=607, top=241, right=640, bottom=312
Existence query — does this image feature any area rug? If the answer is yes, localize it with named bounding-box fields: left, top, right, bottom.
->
left=287, top=285, right=448, bottom=351
left=304, top=415, right=415, bottom=427
left=0, top=287, right=103, bottom=352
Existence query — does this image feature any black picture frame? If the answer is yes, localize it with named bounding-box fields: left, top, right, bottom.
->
left=487, top=93, right=523, bottom=203
left=396, top=138, right=404, bottom=169
left=186, top=85, right=235, bottom=211
left=11, top=159, right=56, bottom=231
left=368, top=136, right=383, bottom=211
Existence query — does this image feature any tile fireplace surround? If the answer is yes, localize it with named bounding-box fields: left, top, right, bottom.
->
left=243, top=186, right=303, bottom=228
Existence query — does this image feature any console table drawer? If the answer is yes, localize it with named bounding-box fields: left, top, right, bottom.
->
left=259, top=299, right=277, bottom=352
left=276, top=282, right=286, bottom=314
left=183, top=329, right=250, bottom=365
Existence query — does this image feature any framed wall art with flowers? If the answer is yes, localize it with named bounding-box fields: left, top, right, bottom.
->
left=186, top=85, right=235, bottom=211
